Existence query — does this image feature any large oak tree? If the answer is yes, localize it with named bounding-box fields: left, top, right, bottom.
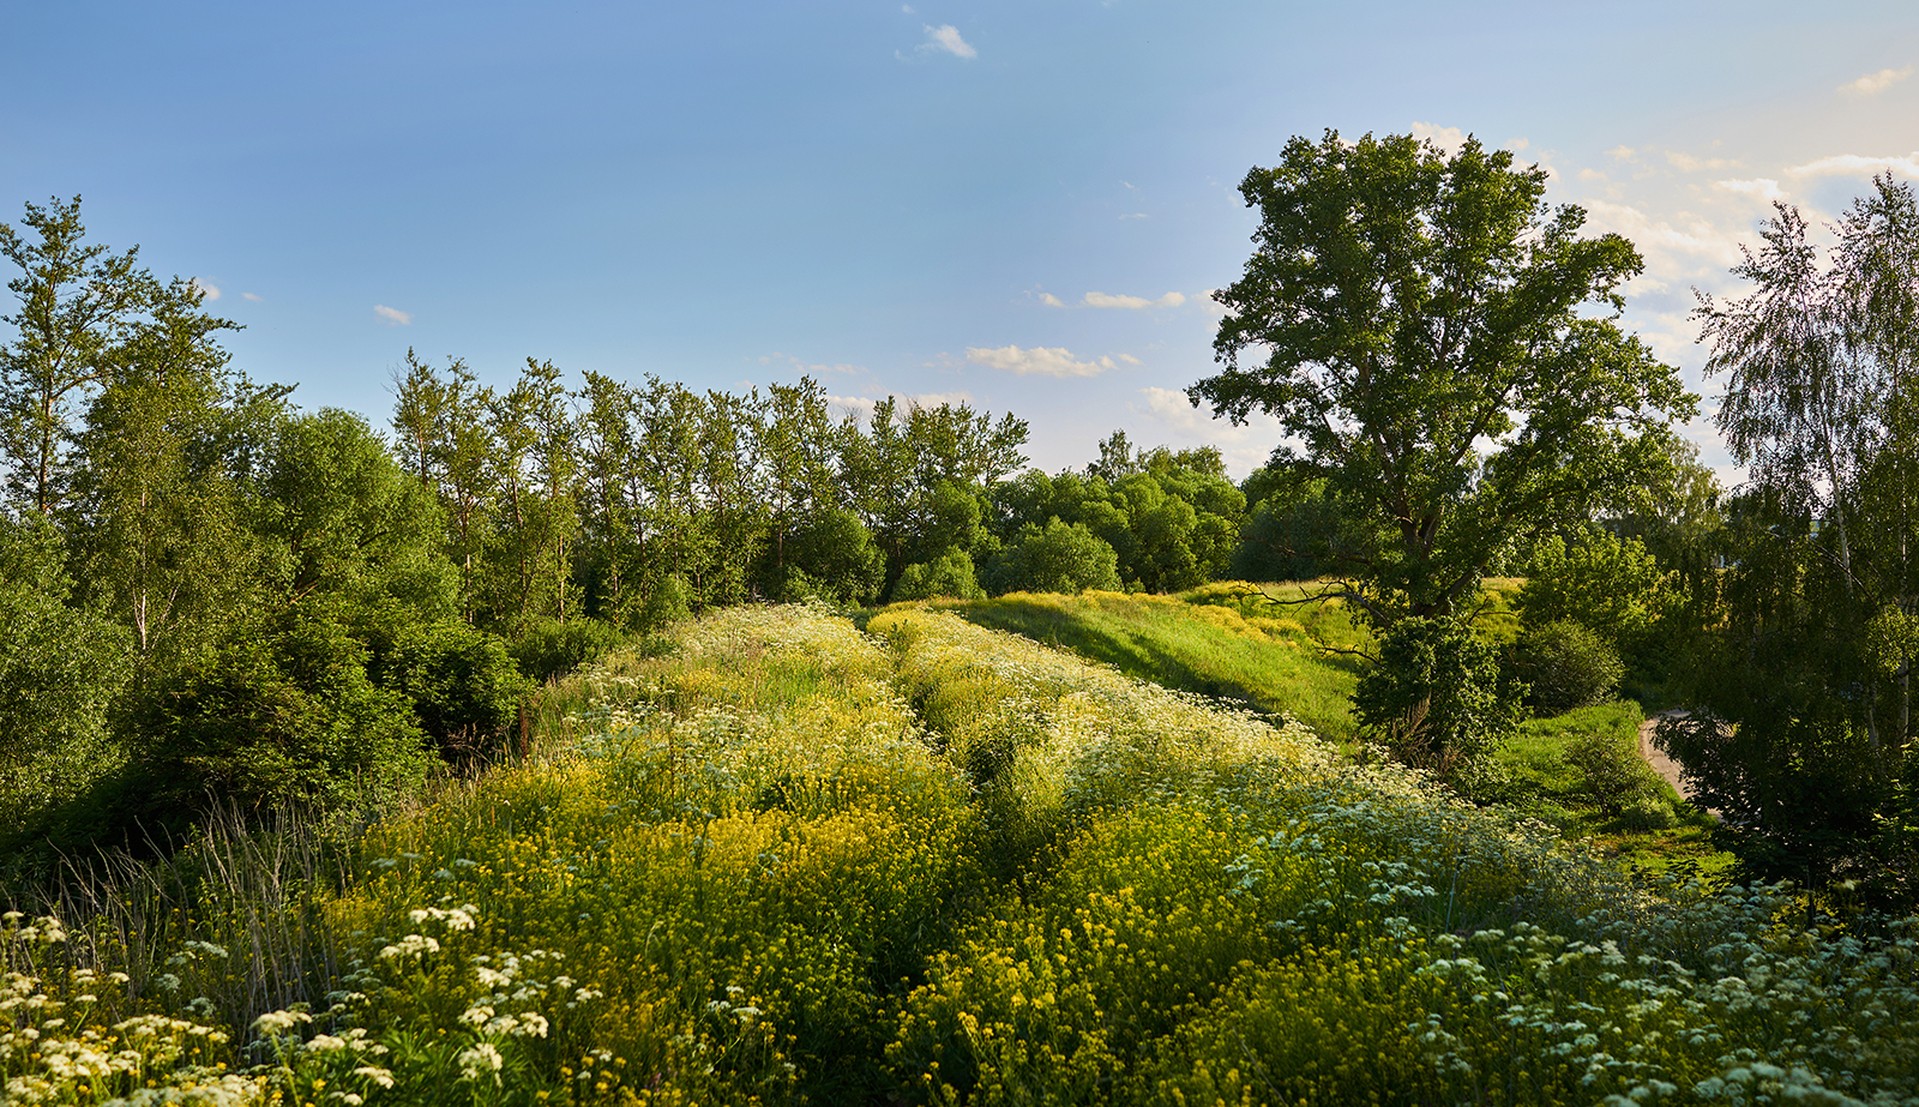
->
left=1192, top=131, right=1695, bottom=624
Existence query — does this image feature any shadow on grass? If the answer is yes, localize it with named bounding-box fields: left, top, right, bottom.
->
left=958, top=597, right=1262, bottom=705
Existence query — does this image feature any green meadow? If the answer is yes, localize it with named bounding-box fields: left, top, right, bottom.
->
left=4, top=603, right=1913, bottom=1104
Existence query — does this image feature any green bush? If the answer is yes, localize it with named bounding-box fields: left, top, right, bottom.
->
left=893, top=548, right=986, bottom=601
left=0, top=516, right=130, bottom=840
left=1520, top=530, right=1669, bottom=656
left=783, top=509, right=886, bottom=606
left=982, top=519, right=1121, bottom=596
left=133, top=617, right=431, bottom=822
left=391, top=622, right=534, bottom=764
left=1354, top=616, right=1521, bottom=791
left=510, top=615, right=624, bottom=683
left=1516, top=619, right=1625, bottom=714
left=639, top=572, right=693, bottom=630
left=1564, top=725, right=1677, bottom=829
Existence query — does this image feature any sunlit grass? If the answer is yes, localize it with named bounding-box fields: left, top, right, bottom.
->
left=928, top=581, right=1371, bottom=742
left=2, top=602, right=1908, bottom=1104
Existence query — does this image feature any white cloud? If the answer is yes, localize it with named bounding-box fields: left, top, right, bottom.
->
left=1665, top=151, right=1736, bottom=173
left=1119, top=212, right=1149, bottom=221
left=912, top=390, right=975, bottom=407
left=759, top=352, right=862, bottom=376
left=1715, top=177, right=1786, bottom=203
left=373, top=304, right=413, bottom=326
left=965, top=344, right=1124, bottom=378
left=922, top=24, right=976, bottom=59
left=1038, top=291, right=1065, bottom=308
left=1410, top=121, right=1470, bottom=153
left=1136, top=387, right=1288, bottom=476
left=1840, top=65, right=1913, bottom=96
left=827, top=394, right=878, bottom=422
left=1082, top=290, right=1185, bottom=310
left=1607, top=145, right=1637, bottom=161
left=241, top=291, right=263, bottom=302
left=1787, top=151, right=1919, bottom=179
left=191, top=277, right=221, bottom=301
left=828, top=391, right=976, bottom=424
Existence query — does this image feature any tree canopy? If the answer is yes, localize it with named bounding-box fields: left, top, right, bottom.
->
left=1191, top=131, right=1696, bottom=622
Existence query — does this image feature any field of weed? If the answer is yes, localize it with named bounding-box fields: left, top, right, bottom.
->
left=4, top=604, right=1915, bottom=1104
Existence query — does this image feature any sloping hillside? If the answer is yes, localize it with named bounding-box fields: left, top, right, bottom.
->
left=4, top=605, right=1913, bottom=1104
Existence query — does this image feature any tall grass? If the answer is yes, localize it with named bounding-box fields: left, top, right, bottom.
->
left=3, top=602, right=1915, bottom=1104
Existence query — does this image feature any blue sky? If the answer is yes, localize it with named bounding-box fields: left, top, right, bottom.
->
left=5, top=2, right=1917, bottom=477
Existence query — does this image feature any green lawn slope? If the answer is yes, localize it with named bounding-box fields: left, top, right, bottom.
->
left=931, top=581, right=1371, bottom=743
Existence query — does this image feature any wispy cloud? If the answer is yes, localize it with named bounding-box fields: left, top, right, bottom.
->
left=1840, top=65, right=1913, bottom=96
left=759, top=352, right=863, bottom=376
left=1037, top=291, right=1065, bottom=308
left=965, top=344, right=1125, bottom=378
left=922, top=24, right=975, bottom=59
left=241, top=291, right=263, bottom=303
left=1083, top=290, right=1185, bottom=310
left=828, top=391, right=976, bottom=424
left=1787, top=151, right=1919, bottom=178
left=191, top=277, right=221, bottom=301
left=373, top=304, right=413, bottom=326
left=1665, top=151, right=1736, bottom=173
left=1410, top=121, right=1470, bottom=153
left=1715, top=177, right=1786, bottom=203
left=1136, top=387, right=1287, bottom=476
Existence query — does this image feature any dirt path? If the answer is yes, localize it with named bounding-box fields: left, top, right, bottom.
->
left=1638, top=709, right=1698, bottom=803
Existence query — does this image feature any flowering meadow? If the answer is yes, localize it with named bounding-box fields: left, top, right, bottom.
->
left=5, top=603, right=1919, bottom=1104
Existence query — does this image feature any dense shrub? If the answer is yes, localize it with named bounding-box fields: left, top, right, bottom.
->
left=1354, top=616, right=1522, bottom=790
left=390, top=622, right=533, bottom=763
left=133, top=617, right=431, bottom=821
left=782, top=508, right=886, bottom=605
left=893, top=548, right=986, bottom=601
left=509, top=615, right=624, bottom=683
left=1564, top=724, right=1677, bottom=829
left=1516, top=618, right=1626, bottom=714
left=1520, top=530, right=1669, bottom=655
left=0, top=516, right=130, bottom=840
left=982, top=518, right=1121, bottom=595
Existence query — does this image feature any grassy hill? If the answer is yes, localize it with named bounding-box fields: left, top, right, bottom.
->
left=3, top=604, right=1909, bottom=1103
left=929, top=581, right=1372, bottom=743
left=936, top=582, right=1724, bottom=874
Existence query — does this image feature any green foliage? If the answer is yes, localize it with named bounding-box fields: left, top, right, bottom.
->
left=1563, top=722, right=1677, bottom=830
left=1193, top=130, right=1695, bottom=623
left=1515, top=619, right=1625, bottom=715
left=638, top=571, right=693, bottom=630
left=1680, top=176, right=1919, bottom=900
left=782, top=507, right=885, bottom=605
left=389, top=622, right=532, bottom=764
left=1354, top=615, right=1521, bottom=789
left=987, top=440, right=1246, bottom=594
left=895, top=547, right=986, bottom=601
left=1519, top=529, right=1669, bottom=654
left=1231, top=471, right=1355, bottom=582
left=0, top=514, right=128, bottom=843
left=982, top=518, right=1121, bottom=595
left=508, top=615, right=623, bottom=684
left=132, top=616, right=431, bottom=822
